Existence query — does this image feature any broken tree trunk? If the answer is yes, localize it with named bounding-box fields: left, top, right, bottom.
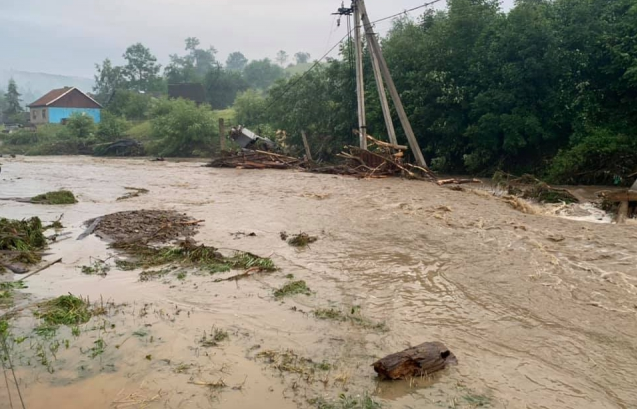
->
left=437, top=178, right=482, bottom=186
left=372, top=341, right=457, bottom=380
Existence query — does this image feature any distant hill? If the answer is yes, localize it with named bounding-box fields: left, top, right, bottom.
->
left=0, top=70, right=94, bottom=107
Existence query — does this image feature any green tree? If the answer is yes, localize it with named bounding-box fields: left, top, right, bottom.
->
left=93, top=59, right=125, bottom=103
left=204, top=67, right=249, bottom=109
left=149, top=98, right=217, bottom=156
left=3, top=79, right=24, bottom=123
left=294, top=52, right=311, bottom=64
left=66, top=113, right=96, bottom=138
left=243, top=59, right=285, bottom=89
left=105, top=90, right=152, bottom=120
left=123, top=43, right=162, bottom=92
left=165, top=37, right=218, bottom=84
left=226, top=52, right=248, bottom=71
left=233, top=89, right=267, bottom=126
left=276, top=50, right=289, bottom=66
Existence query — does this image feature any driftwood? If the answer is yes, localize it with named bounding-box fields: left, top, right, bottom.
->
left=372, top=341, right=457, bottom=380
left=77, top=217, right=103, bottom=240
left=18, top=258, right=62, bottom=280
left=437, top=178, right=482, bottom=186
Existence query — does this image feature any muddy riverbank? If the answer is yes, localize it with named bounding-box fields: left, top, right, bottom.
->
left=1, top=156, right=636, bottom=409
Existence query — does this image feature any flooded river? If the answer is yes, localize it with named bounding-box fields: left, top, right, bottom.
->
left=1, top=156, right=636, bottom=409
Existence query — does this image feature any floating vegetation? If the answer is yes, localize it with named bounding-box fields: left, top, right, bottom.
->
left=286, top=232, right=318, bottom=248
left=138, top=268, right=171, bottom=282
left=80, top=258, right=111, bottom=277
left=0, top=281, right=28, bottom=307
left=311, top=393, right=383, bottom=409
left=256, top=349, right=332, bottom=376
left=88, top=338, right=106, bottom=358
left=274, top=280, right=311, bottom=299
left=0, top=217, right=47, bottom=252
left=117, top=187, right=149, bottom=201
left=30, top=190, right=78, bottom=205
left=200, top=327, right=229, bottom=347
left=313, top=308, right=387, bottom=331
left=113, top=241, right=276, bottom=273
left=36, top=294, right=92, bottom=326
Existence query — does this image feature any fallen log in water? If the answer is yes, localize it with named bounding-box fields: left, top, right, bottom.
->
left=437, top=178, right=482, bottom=186
left=372, top=341, right=457, bottom=380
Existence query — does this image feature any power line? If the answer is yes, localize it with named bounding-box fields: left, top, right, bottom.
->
left=369, top=0, right=445, bottom=25
left=262, top=0, right=445, bottom=115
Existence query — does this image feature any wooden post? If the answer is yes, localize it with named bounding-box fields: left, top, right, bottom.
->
left=219, top=118, right=226, bottom=152
left=368, top=39, right=398, bottom=146
left=358, top=0, right=427, bottom=168
left=617, top=200, right=629, bottom=224
left=353, top=1, right=367, bottom=150
left=301, top=130, right=313, bottom=162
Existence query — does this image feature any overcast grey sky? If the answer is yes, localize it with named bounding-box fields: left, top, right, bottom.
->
left=0, top=0, right=514, bottom=78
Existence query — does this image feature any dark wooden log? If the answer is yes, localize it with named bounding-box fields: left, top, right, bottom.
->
left=372, top=341, right=457, bottom=380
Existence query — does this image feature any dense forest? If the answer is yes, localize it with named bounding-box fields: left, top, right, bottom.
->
left=2, top=0, right=636, bottom=185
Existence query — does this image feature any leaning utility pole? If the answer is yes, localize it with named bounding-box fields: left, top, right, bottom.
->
left=353, top=1, right=367, bottom=150
left=357, top=0, right=427, bottom=167
left=368, top=35, right=398, bottom=146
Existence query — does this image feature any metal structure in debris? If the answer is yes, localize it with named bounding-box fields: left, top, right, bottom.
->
left=229, top=126, right=275, bottom=150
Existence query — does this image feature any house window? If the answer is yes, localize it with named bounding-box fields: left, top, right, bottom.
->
left=33, top=110, right=37, bottom=119
left=42, top=109, right=46, bottom=119
left=32, top=111, right=36, bottom=119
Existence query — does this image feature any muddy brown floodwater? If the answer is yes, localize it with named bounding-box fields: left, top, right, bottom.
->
left=1, top=156, right=636, bottom=409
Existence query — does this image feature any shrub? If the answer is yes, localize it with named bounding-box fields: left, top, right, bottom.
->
left=149, top=98, right=217, bottom=157
left=97, top=111, right=130, bottom=142
left=66, top=113, right=97, bottom=139
left=547, top=127, right=637, bottom=186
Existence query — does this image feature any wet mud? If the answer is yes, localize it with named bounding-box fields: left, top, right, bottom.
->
left=0, top=156, right=636, bottom=409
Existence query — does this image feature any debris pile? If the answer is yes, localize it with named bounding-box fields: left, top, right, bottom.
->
left=494, top=172, right=578, bottom=204
left=83, top=210, right=202, bottom=244
left=93, top=139, right=145, bottom=157
left=309, top=134, right=436, bottom=180
left=207, top=149, right=306, bottom=170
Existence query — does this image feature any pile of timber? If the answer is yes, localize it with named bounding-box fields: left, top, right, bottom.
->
left=309, top=134, right=436, bottom=181
left=206, top=149, right=307, bottom=170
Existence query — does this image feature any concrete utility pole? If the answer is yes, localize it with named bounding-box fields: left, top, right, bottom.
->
left=357, top=0, right=428, bottom=167
left=353, top=1, right=367, bottom=150
left=368, top=34, right=398, bottom=146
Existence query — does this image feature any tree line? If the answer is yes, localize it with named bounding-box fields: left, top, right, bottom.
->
left=93, top=38, right=311, bottom=114
left=237, top=0, right=637, bottom=185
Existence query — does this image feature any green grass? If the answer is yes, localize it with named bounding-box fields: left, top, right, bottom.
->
left=30, top=190, right=78, bottom=205
left=463, top=394, right=491, bottom=407
left=36, top=294, right=92, bottom=326
left=211, top=108, right=236, bottom=124
left=200, top=327, right=229, bottom=347
left=312, top=394, right=382, bottom=409
left=274, top=280, right=311, bottom=299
